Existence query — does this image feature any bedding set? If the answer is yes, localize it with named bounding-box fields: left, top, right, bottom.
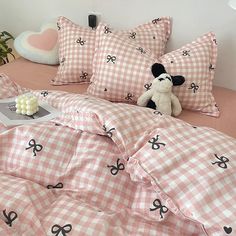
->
left=0, top=16, right=235, bottom=236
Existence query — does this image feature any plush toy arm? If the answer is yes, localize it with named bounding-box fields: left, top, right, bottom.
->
left=171, top=93, right=182, bottom=117
left=137, top=90, right=154, bottom=107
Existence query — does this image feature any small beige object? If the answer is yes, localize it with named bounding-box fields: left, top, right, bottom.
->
left=15, top=94, right=39, bottom=116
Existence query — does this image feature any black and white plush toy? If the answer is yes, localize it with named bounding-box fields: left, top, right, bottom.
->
left=137, top=63, right=185, bottom=116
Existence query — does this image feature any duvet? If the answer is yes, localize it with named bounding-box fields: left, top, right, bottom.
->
left=0, top=74, right=235, bottom=236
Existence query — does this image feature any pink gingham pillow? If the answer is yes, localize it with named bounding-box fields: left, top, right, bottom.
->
left=88, top=30, right=219, bottom=117
left=52, top=16, right=96, bottom=85
left=95, top=17, right=171, bottom=59
left=87, top=23, right=157, bottom=102
left=158, top=32, right=219, bottom=117
left=52, top=16, right=171, bottom=85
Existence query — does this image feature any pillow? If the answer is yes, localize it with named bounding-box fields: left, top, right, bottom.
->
left=87, top=29, right=219, bottom=117
left=14, top=22, right=59, bottom=65
left=87, top=23, right=157, bottom=102
left=159, top=32, right=219, bottom=117
left=52, top=16, right=171, bottom=85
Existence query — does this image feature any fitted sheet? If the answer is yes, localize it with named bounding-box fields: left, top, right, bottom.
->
left=0, top=57, right=236, bottom=138
left=0, top=57, right=89, bottom=93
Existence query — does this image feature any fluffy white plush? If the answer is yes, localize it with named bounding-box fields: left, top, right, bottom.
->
left=14, top=21, right=59, bottom=65
left=137, top=63, right=185, bottom=116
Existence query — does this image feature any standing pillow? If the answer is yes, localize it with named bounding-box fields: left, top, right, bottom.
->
left=87, top=23, right=157, bottom=102
left=87, top=29, right=219, bottom=117
left=158, top=32, right=219, bottom=117
left=14, top=22, right=59, bottom=65
left=52, top=16, right=171, bottom=85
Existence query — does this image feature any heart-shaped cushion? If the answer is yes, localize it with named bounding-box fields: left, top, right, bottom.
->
left=14, top=21, right=59, bottom=65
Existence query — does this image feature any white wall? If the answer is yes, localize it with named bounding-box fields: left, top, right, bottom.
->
left=1, top=0, right=236, bottom=90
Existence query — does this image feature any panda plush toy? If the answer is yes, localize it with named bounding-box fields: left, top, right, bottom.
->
left=137, top=63, right=185, bottom=117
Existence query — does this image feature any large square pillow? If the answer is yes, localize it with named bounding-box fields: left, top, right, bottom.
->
left=159, top=32, right=219, bottom=117
left=52, top=16, right=171, bottom=85
left=87, top=23, right=157, bottom=102
left=87, top=27, right=219, bottom=117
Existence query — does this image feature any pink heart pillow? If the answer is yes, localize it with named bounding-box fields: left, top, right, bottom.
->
left=14, top=22, right=59, bottom=65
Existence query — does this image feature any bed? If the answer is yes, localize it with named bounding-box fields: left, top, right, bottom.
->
left=0, top=17, right=236, bottom=236
left=0, top=57, right=236, bottom=236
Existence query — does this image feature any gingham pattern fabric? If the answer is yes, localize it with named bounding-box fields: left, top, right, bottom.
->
left=88, top=30, right=219, bottom=117
left=0, top=73, right=28, bottom=99
left=158, top=32, right=219, bottom=117
left=126, top=124, right=236, bottom=235
left=53, top=16, right=171, bottom=85
left=52, top=16, right=96, bottom=85
left=87, top=23, right=157, bottom=103
left=94, top=17, right=171, bottom=60
left=0, top=78, right=235, bottom=235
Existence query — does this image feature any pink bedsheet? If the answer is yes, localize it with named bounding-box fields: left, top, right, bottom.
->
left=0, top=57, right=88, bottom=94
left=0, top=76, right=235, bottom=235
left=0, top=58, right=236, bottom=138
left=178, top=86, right=236, bottom=138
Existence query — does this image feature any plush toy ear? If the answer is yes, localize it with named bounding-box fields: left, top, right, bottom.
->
left=171, top=75, right=185, bottom=86
left=151, top=63, right=167, bottom=78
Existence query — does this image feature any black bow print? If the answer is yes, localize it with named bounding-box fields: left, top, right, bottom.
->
left=104, top=26, right=112, bottom=34
left=213, top=39, right=217, bottom=45
left=80, top=71, right=88, bottom=81
left=57, top=23, right=61, bottom=30
left=209, top=64, right=215, bottom=71
left=153, top=111, right=162, bottom=116
left=152, top=18, right=161, bottom=24
left=148, top=135, right=165, bottom=150
left=188, top=83, right=199, bottom=93
left=25, top=139, right=43, bottom=156
left=144, top=83, right=152, bottom=90
left=107, top=55, right=116, bottom=64
left=103, top=125, right=115, bottom=138
left=129, top=32, right=136, bottom=39
left=76, top=37, right=86, bottom=46
left=150, top=199, right=168, bottom=219
left=55, top=123, right=62, bottom=126
left=47, top=182, right=64, bottom=189
left=223, top=226, right=232, bottom=234
left=136, top=47, right=146, bottom=54
left=3, top=209, right=17, bottom=227
left=51, top=224, right=72, bottom=236
left=125, top=93, right=134, bottom=101
left=41, top=90, right=49, bottom=97
left=212, top=154, right=229, bottom=169
left=107, top=158, right=125, bottom=176
left=60, top=57, right=65, bottom=66
left=182, top=50, right=190, bottom=56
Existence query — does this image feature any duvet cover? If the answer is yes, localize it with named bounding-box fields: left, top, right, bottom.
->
left=0, top=74, right=235, bottom=236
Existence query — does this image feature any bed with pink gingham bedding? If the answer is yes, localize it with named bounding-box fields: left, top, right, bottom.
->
left=0, top=74, right=235, bottom=236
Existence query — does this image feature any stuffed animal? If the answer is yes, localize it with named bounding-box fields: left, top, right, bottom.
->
left=137, top=63, right=185, bottom=116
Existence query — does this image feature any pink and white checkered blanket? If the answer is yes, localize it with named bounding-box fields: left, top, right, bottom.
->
left=0, top=74, right=235, bottom=236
